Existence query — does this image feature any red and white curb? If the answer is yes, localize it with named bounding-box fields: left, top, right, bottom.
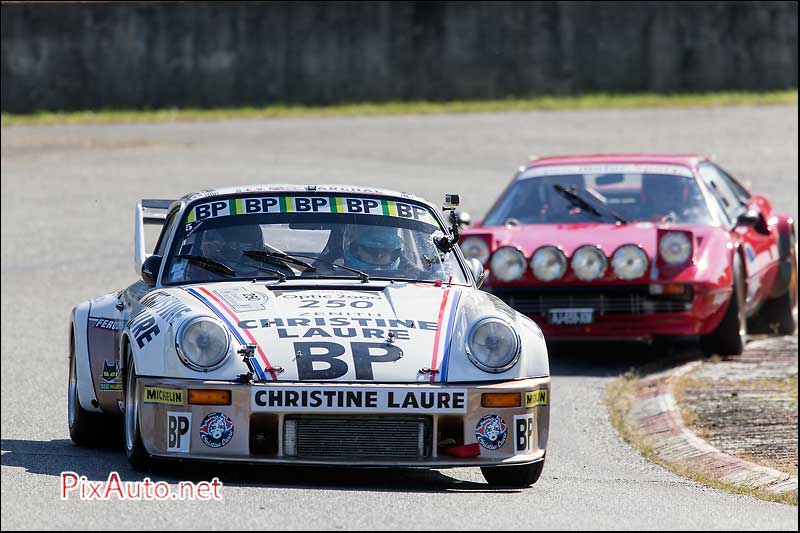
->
left=627, top=361, right=798, bottom=495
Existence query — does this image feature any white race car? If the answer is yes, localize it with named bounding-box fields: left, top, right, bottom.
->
left=69, top=185, right=550, bottom=487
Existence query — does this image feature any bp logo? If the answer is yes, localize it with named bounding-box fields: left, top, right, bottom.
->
left=199, top=412, right=234, bottom=448
left=475, top=414, right=507, bottom=450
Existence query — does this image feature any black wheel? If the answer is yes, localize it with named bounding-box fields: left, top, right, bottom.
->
left=481, top=459, right=545, bottom=488
left=702, top=254, right=747, bottom=356
left=124, top=345, right=153, bottom=470
left=68, top=333, right=113, bottom=446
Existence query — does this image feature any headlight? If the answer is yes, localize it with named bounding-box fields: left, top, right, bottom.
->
left=531, top=246, right=567, bottom=281
left=466, top=317, right=521, bottom=373
left=571, top=245, right=608, bottom=281
left=490, top=247, right=527, bottom=281
left=612, top=244, right=649, bottom=280
left=176, top=317, right=230, bottom=371
left=659, top=232, right=692, bottom=265
left=460, top=236, right=490, bottom=264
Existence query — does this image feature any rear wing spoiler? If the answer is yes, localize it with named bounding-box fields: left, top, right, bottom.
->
left=134, top=199, right=176, bottom=274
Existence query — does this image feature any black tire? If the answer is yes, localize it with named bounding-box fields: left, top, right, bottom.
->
left=701, top=255, right=747, bottom=356
left=481, top=459, right=545, bottom=488
left=124, top=346, right=153, bottom=471
left=68, top=333, right=114, bottom=446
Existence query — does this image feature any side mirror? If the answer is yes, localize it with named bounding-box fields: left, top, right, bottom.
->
left=735, top=211, right=760, bottom=228
left=467, top=258, right=485, bottom=289
left=141, top=255, right=163, bottom=286
left=455, top=211, right=472, bottom=227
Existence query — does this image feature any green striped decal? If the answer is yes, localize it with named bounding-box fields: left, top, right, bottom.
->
left=279, top=196, right=294, bottom=213
left=187, top=209, right=195, bottom=223
left=380, top=199, right=398, bottom=216
left=330, top=197, right=343, bottom=213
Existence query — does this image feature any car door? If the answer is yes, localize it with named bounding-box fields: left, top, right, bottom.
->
left=697, top=163, right=777, bottom=314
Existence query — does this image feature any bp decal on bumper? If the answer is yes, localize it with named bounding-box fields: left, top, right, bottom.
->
left=475, top=414, right=508, bottom=450
left=199, top=413, right=234, bottom=449
left=167, top=412, right=192, bottom=453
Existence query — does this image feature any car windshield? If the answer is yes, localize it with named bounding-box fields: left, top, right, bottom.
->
left=483, top=165, right=713, bottom=226
left=162, top=194, right=469, bottom=285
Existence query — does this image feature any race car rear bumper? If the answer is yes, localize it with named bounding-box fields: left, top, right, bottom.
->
left=135, top=377, right=550, bottom=467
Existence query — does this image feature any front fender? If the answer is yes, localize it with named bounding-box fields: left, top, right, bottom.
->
left=443, top=291, right=549, bottom=382
left=71, top=301, right=102, bottom=412
left=121, top=288, right=251, bottom=380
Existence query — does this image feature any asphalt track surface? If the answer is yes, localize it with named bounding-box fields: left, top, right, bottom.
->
left=1, top=106, right=798, bottom=530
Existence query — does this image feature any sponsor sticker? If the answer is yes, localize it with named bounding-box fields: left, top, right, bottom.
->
left=525, top=389, right=548, bottom=408
left=99, top=360, right=122, bottom=391
left=252, top=387, right=467, bottom=413
left=93, top=318, right=122, bottom=330
left=475, top=414, right=508, bottom=450
left=513, top=414, right=535, bottom=453
left=199, top=413, right=234, bottom=449
left=167, top=412, right=192, bottom=453
left=215, top=287, right=268, bottom=313
left=144, top=387, right=185, bottom=406
left=186, top=196, right=436, bottom=226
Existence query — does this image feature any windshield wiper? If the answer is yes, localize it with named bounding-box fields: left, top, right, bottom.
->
left=175, top=254, right=236, bottom=276
left=553, top=185, right=628, bottom=224
left=243, top=249, right=317, bottom=272
left=288, top=253, right=370, bottom=283
left=245, top=249, right=370, bottom=283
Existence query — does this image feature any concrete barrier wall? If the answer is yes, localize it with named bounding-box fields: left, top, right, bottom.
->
left=2, top=1, right=797, bottom=113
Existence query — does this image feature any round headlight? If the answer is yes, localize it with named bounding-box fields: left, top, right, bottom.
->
left=490, top=247, right=527, bottom=281
left=531, top=246, right=567, bottom=281
left=176, top=317, right=230, bottom=371
left=612, top=245, right=649, bottom=280
left=659, top=232, right=692, bottom=265
left=466, top=318, right=521, bottom=373
left=460, top=236, right=490, bottom=264
left=571, top=245, right=608, bottom=281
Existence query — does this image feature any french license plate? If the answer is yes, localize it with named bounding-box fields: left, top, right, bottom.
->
left=548, top=308, right=594, bottom=325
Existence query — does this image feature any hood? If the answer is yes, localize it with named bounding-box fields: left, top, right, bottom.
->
left=125, top=280, right=547, bottom=383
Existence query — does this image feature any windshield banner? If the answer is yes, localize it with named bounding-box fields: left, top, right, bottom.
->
left=186, top=196, right=436, bottom=225
left=521, top=164, right=695, bottom=179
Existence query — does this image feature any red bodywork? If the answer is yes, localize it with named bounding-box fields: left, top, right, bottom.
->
left=460, top=154, right=795, bottom=341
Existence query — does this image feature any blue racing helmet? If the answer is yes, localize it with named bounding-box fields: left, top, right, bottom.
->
left=343, top=225, right=403, bottom=270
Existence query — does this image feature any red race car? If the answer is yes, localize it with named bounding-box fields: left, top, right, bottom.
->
left=459, top=154, right=797, bottom=355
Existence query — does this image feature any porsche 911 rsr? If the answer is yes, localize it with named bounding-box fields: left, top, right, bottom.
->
left=69, top=185, right=551, bottom=487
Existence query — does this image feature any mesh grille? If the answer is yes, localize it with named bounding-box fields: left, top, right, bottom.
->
left=284, top=416, right=430, bottom=458
left=491, top=286, right=691, bottom=316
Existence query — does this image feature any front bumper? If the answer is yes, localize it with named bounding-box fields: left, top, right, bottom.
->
left=136, top=377, right=550, bottom=467
left=489, top=284, right=732, bottom=340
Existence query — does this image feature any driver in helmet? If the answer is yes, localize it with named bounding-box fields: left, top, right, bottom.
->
left=341, top=224, right=422, bottom=278
left=172, top=224, right=265, bottom=282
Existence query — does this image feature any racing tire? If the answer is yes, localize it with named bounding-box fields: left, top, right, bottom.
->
left=124, top=347, right=153, bottom=471
left=701, top=255, right=747, bottom=356
left=481, top=459, right=545, bottom=488
left=68, top=335, right=114, bottom=447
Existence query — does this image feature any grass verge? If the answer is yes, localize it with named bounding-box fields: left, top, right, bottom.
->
left=606, top=372, right=798, bottom=506
left=1, top=90, right=797, bottom=127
